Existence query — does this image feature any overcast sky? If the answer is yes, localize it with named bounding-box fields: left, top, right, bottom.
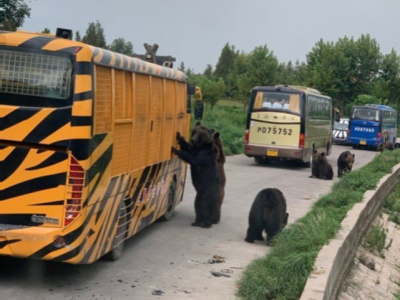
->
left=22, top=0, right=400, bottom=72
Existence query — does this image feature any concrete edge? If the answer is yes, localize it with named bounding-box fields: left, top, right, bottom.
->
left=299, top=163, right=400, bottom=300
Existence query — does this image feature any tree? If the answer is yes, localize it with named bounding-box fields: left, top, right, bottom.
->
left=178, top=62, right=185, bottom=73
left=375, top=49, right=400, bottom=107
left=214, top=43, right=237, bottom=85
left=41, top=28, right=50, bottom=34
left=82, top=21, right=107, bottom=48
left=109, top=38, right=133, bottom=55
left=189, top=74, right=226, bottom=109
left=2, top=0, right=31, bottom=31
left=75, top=31, right=82, bottom=42
left=203, top=64, right=213, bottom=78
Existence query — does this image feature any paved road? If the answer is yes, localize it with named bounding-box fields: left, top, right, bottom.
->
left=0, top=145, right=378, bottom=300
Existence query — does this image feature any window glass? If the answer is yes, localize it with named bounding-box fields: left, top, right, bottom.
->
left=0, top=49, right=72, bottom=99
left=352, top=108, right=380, bottom=122
left=253, top=92, right=301, bottom=114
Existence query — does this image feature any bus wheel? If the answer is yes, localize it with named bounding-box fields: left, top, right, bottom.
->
left=159, top=180, right=177, bottom=222
left=254, top=156, right=270, bottom=164
left=103, top=201, right=127, bottom=261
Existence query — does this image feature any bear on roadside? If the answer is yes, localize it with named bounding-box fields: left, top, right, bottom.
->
left=245, top=188, right=288, bottom=245
left=172, top=122, right=221, bottom=228
left=337, top=151, right=355, bottom=178
left=377, top=141, right=394, bottom=151
left=309, top=150, right=333, bottom=180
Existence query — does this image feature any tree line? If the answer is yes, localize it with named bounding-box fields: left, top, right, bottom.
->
left=186, top=37, right=400, bottom=115
left=3, top=1, right=400, bottom=115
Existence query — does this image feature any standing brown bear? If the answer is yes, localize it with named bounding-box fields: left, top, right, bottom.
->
left=309, top=150, right=333, bottom=180
left=210, top=130, right=226, bottom=224
left=337, top=151, right=355, bottom=177
left=172, top=122, right=224, bottom=228
left=245, top=188, right=288, bottom=245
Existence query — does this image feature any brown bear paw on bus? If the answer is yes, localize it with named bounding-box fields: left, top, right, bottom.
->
left=337, top=151, right=355, bottom=178
left=377, top=141, right=394, bottom=151
left=172, top=122, right=224, bottom=228
left=309, top=150, right=333, bottom=180
left=245, top=188, right=289, bottom=246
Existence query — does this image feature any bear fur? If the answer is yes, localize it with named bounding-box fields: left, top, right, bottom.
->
left=309, top=150, right=333, bottom=180
left=245, top=188, right=288, bottom=245
left=377, top=141, right=394, bottom=151
left=209, top=130, right=226, bottom=224
left=172, top=122, right=222, bottom=228
left=337, top=151, right=355, bottom=177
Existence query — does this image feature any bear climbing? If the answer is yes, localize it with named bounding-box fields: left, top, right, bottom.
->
left=172, top=122, right=221, bottom=228
left=337, top=151, right=355, bottom=178
left=309, top=150, right=333, bottom=180
left=245, top=188, right=288, bottom=245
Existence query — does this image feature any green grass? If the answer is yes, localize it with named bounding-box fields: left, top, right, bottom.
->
left=237, top=149, right=400, bottom=300
left=194, top=104, right=247, bottom=156
left=383, top=180, right=400, bottom=224
left=364, top=220, right=387, bottom=257
left=217, top=99, right=243, bottom=108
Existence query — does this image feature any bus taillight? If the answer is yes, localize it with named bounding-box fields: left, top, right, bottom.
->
left=65, top=157, right=85, bottom=226
left=245, top=130, right=249, bottom=144
left=299, top=133, right=305, bottom=148
left=378, top=132, right=382, bottom=140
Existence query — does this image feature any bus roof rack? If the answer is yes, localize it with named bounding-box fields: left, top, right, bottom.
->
left=275, top=85, right=321, bottom=95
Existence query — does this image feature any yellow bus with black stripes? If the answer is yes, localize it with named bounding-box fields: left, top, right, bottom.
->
left=244, top=85, right=334, bottom=166
left=0, top=28, right=196, bottom=263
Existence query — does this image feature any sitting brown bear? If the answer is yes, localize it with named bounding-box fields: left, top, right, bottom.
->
left=309, top=150, right=333, bottom=180
left=377, top=141, right=394, bottom=151
left=245, top=188, right=288, bottom=245
left=337, top=151, right=355, bottom=177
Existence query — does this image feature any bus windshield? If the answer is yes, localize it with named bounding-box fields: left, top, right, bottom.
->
left=253, top=91, right=301, bottom=114
left=0, top=49, right=72, bottom=100
left=352, top=108, right=380, bottom=122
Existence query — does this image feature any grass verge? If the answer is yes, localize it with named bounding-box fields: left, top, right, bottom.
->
left=194, top=104, right=246, bottom=155
left=237, top=149, right=400, bottom=300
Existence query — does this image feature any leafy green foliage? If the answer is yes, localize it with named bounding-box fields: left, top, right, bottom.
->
left=82, top=21, right=107, bottom=48
left=41, top=28, right=50, bottom=34
left=364, top=221, right=387, bottom=257
left=237, top=150, right=400, bottom=300
left=75, top=31, right=82, bottom=42
left=1, top=0, right=31, bottom=31
left=109, top=38, right=133, bottom=55
left=188, top=74, right=226, bottom=109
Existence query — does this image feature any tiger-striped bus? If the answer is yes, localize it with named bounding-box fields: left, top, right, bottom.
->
left=0, top=28, right=196, bottom=263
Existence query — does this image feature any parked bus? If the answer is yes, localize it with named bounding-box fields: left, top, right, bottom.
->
left=0, top=28, right=198, bottom=263
left=347, top=104, right=397, bottom=149
left=245, top=85, right=336, bottom=166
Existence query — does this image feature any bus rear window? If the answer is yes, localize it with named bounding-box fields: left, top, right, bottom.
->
left=352, top=108, right=380, bottom=122
left=0, top=49, right=72, bottom=99
left=253, top=92, right=301, bottom=114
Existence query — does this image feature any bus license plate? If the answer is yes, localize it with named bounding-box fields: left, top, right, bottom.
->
left=360, top=140, right=366, bottom=145
left=267, top=150, right=278, bottom=157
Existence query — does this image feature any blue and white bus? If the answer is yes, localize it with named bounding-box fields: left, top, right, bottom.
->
left=347, top=104, right=397, bottom=149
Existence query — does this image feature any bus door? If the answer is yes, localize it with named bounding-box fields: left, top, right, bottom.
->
left=0, top=48, right=81, bottom=229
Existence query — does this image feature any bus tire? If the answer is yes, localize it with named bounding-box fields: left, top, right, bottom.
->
left=254, top=156, right=270, bottom=164
left=103, top=201, right=128, bottom=261
left=159, top=180, right=177, bottom=222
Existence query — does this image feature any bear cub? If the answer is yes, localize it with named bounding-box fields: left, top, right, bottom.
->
left=245, top=188, right=289, bottom=245
left=337, top=151, right=355, bottom=177
left=309, top=150, right=333, bottom=180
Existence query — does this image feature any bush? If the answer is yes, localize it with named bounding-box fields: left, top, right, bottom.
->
left=193, top=104, right=247, bottom=155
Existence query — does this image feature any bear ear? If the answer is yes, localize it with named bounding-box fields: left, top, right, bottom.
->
left=213, top=132, right=220, bottom=139
left=313, top=149, right=317, bottom=154
left=321, top=152, right=325, bottom=157
left=195, top=121, right=201, bottom=126
left=352, top=154, right=355, bottom=158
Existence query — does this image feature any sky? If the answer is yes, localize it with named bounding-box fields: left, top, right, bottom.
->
left=22, top=0, right=400, bottom=72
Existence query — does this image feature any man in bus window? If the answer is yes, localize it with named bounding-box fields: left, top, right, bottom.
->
left=272, top=99, right=285, bottom=109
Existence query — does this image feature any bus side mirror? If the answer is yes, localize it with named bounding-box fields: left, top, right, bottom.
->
left=194, top=100, right=204, bottom=120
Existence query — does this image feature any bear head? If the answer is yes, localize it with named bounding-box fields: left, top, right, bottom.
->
left=190, top=122, right=214, bottom=147
left=312, top=150, right=327, bottom=165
